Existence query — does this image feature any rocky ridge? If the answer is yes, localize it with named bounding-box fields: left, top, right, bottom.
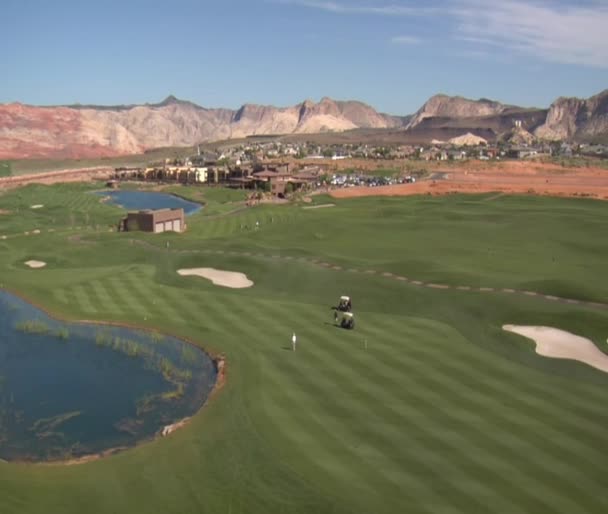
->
left=534, top=89, right=608, bottom=141
left=405, top=94, right=509, bottom=130
left=1, top=90, right=608, bottom=159
left=0, top=97, right=401, bottom=159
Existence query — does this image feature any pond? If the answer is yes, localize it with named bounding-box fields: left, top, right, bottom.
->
left=0, top=290, right=217, bottom=463
left=96, top=190, right=202, bottom=215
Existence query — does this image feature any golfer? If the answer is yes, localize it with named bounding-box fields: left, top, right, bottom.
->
left=292, top=332, right=297, bottom=352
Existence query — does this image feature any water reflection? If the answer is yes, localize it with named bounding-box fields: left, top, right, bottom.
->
left=0, top=291, right=216, bottom=462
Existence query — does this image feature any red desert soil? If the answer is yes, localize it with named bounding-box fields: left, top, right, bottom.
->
left=331, top=161, right=608, bottom=200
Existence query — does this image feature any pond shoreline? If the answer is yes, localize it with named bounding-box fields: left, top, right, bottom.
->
left=92, top=189, right=203, bottom=216
left=0, top=286, right=226, bottom=467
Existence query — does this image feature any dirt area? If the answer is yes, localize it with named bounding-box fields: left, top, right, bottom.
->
left=177, top=268, right=253, bottom=288
left=0, top=209, right=10, bottom=215
left=24, top=260, right=46, bottom=268
left=0, top=167, right=112, bottom=190
left=161, top=417, right=191, bottom=437
left=330, top=161, right=608, bottom=200
left=503, top=325, right=608, bottom=373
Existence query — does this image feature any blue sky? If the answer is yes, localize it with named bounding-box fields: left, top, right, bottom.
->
left=2, top=0, right=607, bottom=114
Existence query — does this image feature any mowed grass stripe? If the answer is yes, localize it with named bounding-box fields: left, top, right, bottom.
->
left=68, top=284, right=97, bottom=314
left=104, top=275, right=150, bottom=319
left=361, top=318, right=608, bottom=474
left=87, top=279, right=122, bottom=314
left=178, top=294, right=396, bottom=510
left=293, top=341, right=589, bottom=514
left=363, top=316, right=605, bottom=425
left=178, top=290, right=251, bottom=335
left=244, top=311, right=458, bottom=512
left=259, top=369, right=391, bottom=503
left=315, top=319, right=606, bottom=513
left=121, top=271, right=187, bottom=325
left=263, top=342, right=537, bottom=512
left=260, top=358, right=504, bottom=514
left=257, top=301, right=602, bottom=513
left=244, top=301, right=542, bottom=514
left=377, top=344, right=608, bottom=483
left=200, top=296, right=416, bottom=498
left=365, top=315, right=608, bottom=432
left=260, top=363, right=452, bottom=514
left=52, top=288, right=69, bottom=305
left=357, top=320, right=608, bottom=507
left=155, top=287, right=209, bottom=329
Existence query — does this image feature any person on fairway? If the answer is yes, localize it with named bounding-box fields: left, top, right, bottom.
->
left=292, top=332, right=297, bottom=352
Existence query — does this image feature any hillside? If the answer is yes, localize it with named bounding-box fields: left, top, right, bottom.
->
left=0, top=96, right=401, bottom=159
left=535, top=89, right=608, bottom=141
left=405, top=95, right=511, bottom=130
left=2, top=90, right=608, bottom=160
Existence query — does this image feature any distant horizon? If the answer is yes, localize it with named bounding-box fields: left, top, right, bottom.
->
left=2, top=0, right=607, bottom=114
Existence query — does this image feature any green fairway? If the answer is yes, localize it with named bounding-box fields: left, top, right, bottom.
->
left=0, top=161, right=12, bottom=177
left=0, top=184, right=607, bottom=514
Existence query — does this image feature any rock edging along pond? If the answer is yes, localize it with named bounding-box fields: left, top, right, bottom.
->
left=0, top=290, right=217, bottom=463
left=94, top=190, right=203, bottom=215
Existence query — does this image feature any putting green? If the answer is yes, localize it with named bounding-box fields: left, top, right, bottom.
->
left=0, top=183, right=607, bottom=514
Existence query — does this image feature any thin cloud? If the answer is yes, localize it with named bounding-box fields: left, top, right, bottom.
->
left=391, top=35, right=421, bottom=45
left=452, top=0, right=608, bottom=68
left=275, top=0, right=437, bottom=16
left=274, top=0, right=608, bottom=68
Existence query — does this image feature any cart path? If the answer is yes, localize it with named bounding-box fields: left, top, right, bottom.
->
left=128, top=239, right=608, bottom=312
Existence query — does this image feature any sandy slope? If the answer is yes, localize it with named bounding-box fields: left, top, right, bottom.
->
left=177, top=268, right=253, bottom=288
left=503, top=325, right=608, bottom=373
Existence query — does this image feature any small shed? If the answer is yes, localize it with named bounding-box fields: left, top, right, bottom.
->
left=122, top=208, right=185, bottom=233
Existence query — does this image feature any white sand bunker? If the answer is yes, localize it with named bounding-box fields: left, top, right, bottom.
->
left=24, top=260, right=47, bottom=269
left=503, top=325, right=608, bottom=374
left=30, top=204, right=44, bottom=209
left=178, top=268, right=253, bottom=288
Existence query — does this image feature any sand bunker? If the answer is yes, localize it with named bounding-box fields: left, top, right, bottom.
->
left=503, top=325, right=608, bottom=374
left=24, top=260, right=46, bottom=269
left=178, top=268, right=253, bottom=288
left=30, top=204, right=44, bottom=209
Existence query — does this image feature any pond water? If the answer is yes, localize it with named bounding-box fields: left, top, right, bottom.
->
left=96, top=190, right=202, bottom=215
left=0, top=290, right=216, bottom=462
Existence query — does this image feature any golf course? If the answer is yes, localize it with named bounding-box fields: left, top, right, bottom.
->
left=1, top=182, right=607, bottom=514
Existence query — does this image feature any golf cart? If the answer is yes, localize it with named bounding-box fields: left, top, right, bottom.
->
left=337, top=295, right=352, bottom=312
left=339, top=312, right=355, bottom=330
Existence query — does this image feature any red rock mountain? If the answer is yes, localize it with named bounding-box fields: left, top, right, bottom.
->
left=0, top=96, right=400, bottom=159
left=2, top=90, right=607, bottom=159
